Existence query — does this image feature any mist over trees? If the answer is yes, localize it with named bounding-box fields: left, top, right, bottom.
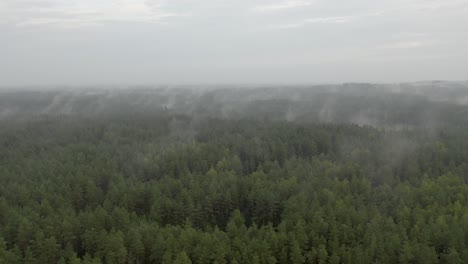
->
left=0, top=82, right=468, bottom=263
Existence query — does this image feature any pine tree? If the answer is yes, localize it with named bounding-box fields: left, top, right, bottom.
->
left=174, top=251, right=192, bottom=264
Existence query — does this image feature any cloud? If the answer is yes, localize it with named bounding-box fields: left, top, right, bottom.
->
left=413, top=0, right=468, bottom=12
left=379, top=39, right=450, bottom=50
left=3, top=0, right=466, bottom=30
left=252, top=0, right=314, bottom=12
left=267, top=16, right=351, bottom=29
left=1, top=0, right=468, bottom=85
left=266, top=12, right=381, bottom=30
left=304, top=16, right=355, bottom=24
left=0, top=0, right=185, bottom=28
left=381, top=41, right=424, bottom=49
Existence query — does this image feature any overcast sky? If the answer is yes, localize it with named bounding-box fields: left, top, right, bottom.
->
left=1, top=0, right=467, bottom=86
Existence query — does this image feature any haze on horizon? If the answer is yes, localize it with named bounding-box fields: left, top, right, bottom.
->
left=1, top=0, right=468, bottom=86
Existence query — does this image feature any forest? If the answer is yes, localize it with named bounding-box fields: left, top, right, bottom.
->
left=0, top=82, right=468, bottom=263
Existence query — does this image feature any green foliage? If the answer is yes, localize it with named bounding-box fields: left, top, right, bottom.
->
left=0, top=100, right=467, bottom=264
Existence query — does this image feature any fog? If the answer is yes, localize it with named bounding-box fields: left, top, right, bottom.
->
left=1, top=82, right=467, bottom=134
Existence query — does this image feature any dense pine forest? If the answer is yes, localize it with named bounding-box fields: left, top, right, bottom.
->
left=1, top=82, right=468, bottom=264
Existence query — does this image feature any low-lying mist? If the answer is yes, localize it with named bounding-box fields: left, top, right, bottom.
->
left=1, top=81, right=467, bottom=131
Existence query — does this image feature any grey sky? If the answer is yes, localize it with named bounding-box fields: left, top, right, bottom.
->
left=1, top=0, right=467, bottom=86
